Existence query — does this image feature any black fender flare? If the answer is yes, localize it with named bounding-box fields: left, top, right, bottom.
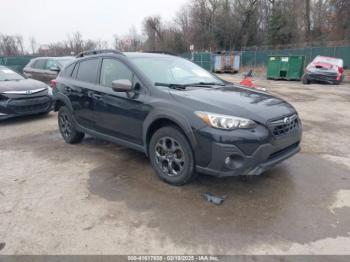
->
left=54, top=92, right=74, bottom=112
left=142, top=108, right=197, bottom=156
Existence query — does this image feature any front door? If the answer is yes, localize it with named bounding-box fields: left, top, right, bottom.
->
left=93, top=58, right=151, bottom=145
left=43, top=59, right=59, bottom=84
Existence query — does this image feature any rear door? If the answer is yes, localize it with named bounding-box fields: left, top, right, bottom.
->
left=64, top=58, right=101, bottom=131
left=29, top=59, right=47, bottom=82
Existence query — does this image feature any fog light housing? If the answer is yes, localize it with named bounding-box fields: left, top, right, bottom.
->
left=225, top=154, right=244, bottom=169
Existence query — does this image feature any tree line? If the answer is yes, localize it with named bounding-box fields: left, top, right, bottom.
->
left=1, top=0, right=349, bottom=56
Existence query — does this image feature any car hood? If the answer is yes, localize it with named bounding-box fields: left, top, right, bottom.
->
left=0, top=78, right=48, bottom=93
left=170, top=85, right=297, bottom=124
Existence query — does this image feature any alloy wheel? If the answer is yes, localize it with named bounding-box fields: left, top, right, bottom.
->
left=59, top=112, right=72, bottom=139
left=154, top=136, right=185, bottom=177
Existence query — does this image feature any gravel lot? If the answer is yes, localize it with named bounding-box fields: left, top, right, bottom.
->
left=0, top=75, right=350, bottom=255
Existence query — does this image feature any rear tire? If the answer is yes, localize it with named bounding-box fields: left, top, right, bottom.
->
left=149, top=126, right=195, bottom=186
left=58, top=106, right=84, bottom=144
left=334, top=79, right=341, bottom=85
left=302, top=74, right=310, bottom=85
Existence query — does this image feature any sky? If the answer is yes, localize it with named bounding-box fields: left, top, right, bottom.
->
left=0, top=0, right=188, bottom=50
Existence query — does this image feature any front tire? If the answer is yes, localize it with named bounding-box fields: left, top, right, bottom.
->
left=149, top=126, right=195, bottom=186
left=302, top=74, right=310, bottom=84
left=58, top=106, right=84, bottom=144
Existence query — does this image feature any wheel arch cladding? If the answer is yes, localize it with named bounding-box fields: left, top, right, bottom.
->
left=54, top=93, right=73, bottom=112
left=144, top=113, right=197, bottom=157
left=54, top=99, right=65, bottom=112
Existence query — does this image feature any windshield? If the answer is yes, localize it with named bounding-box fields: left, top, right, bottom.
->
left=0, top=67, right=24, bottom=81
left=130, top=56, right=224, bottom=86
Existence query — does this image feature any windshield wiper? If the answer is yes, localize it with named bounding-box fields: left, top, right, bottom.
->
left=155, top=81, right=225, bottom=90
left=1, top=79, right=21, bottom=81
left=185, top=82, right=226, bottom=87
left=154, top=82, right=187, bottom=90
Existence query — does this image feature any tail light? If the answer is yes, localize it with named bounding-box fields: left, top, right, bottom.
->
left=338, top=67, right=344, bottom=74
left=50, top=79, right=57, bottom=88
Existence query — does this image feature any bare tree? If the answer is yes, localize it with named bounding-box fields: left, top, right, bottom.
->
left=114, top=27, right=143, bottom=52
left=0, top=34, right=25, bottom=56
left=143, top=16, right=163, bottom=50
left=305, top=0, right=311, bottom=41
left=29, top=37, right=37, bottom=55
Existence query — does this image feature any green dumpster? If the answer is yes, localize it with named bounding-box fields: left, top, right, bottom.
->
left=267, top=55, right=305, bottom=80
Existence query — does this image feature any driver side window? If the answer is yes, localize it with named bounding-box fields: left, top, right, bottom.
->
left=100, top=58, right=133, bottom=87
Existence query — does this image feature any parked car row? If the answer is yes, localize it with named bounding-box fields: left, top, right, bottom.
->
left=0, top=57, right=74, bottom=120
left=0, top=66, right=53, bottom=120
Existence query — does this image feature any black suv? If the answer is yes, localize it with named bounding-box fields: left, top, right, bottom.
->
left=53, top=50, right=302, bottom=185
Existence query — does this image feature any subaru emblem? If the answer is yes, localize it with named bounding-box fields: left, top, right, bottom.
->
left=26, top=90, right=32, bottom=95
left=283, top=117, right=290, bottom=124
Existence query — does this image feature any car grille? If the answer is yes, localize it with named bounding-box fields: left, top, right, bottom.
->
left=8, top=96, right=50, bottom=114
left=268, top=114, right=299, bottom=137
left=268, top=142, right=300, bottom=161
left=13, top=102, right=49, bottom=113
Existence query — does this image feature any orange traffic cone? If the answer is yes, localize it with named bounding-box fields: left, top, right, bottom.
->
left=240, top=77, right=256, bottom=88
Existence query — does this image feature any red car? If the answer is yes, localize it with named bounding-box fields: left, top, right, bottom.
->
left=302, top=56, right=345, bottom=85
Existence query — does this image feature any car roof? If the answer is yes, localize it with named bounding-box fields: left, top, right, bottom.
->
left=33, top=56, right=75, bottom=60
left=74, top=52, right=178, bottom=62
left=124, top=52, right=177, bottom=59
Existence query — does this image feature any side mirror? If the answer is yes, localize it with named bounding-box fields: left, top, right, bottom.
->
left=112, top=79, right=132, bottom=92
left=49, top=66, right=60, bottom=72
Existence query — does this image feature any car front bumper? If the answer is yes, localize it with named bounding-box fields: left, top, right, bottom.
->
left=306, top=72, right=342, bottom=84
left=0, top=95, right=53, bottom=120
left=196, top=141, right=300, bottom=177
left=194, top=121, right=302, bottom=177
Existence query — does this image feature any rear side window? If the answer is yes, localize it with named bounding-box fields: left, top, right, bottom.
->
left=100, top=59, right=133, bottom=87
left=32, top=59, right=47, bottom=69
left=45, top=59, right=59, bottom=70
left=76, top=59, right=99, bottom=83
left=62, top=63, right=75, bottom=77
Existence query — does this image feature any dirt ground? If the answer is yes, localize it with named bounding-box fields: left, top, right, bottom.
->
left=0, top=74, right=350, bottom=255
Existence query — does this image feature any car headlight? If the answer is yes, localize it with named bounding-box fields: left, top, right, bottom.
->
left=47, top=85, right=53, bottom=96
left=195, top=111, right=257, bottom=130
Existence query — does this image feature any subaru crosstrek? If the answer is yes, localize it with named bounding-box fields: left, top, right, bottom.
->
left=53, top=50, right=302, bottom=186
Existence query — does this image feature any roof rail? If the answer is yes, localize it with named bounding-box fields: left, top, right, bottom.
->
left=143, top=50, right=177, bottom=56
left=76, top=49, right=124, bottom=58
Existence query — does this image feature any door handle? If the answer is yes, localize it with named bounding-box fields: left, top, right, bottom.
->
left=92, top=93, right=102, bottom=100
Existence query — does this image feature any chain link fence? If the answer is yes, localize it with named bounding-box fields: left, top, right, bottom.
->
left=2, top=46, right=349, bottom=74
left=241, top=46, right=350, bottom=68
left=0, top=56, right=34, bottom=73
